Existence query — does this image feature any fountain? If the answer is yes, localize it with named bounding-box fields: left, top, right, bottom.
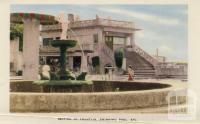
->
left=51, top=13, right=77, bottom=80
left=36, top=12, right=89, bottom=85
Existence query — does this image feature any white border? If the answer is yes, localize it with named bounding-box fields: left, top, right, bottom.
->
left=1, top=0, right=200, bottom=123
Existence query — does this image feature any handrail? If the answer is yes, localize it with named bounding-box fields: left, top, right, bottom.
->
left=133, top=44, right=159, bottom=67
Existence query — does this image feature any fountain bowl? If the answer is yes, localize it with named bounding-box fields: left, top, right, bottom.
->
left=50, top=39, right=77, bottom=48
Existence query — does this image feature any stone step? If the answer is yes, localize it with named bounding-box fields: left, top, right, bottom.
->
left=135, top=76, right=155, bottom=79
left=135, top=73, right=155, bottom=75
left=125, top=50, right=156, bottom=78
left=124, top=74, right=156, bottom=79
left=134, top=69, right=155, bottom=72
left=133, top=67, right=154, bottom=69
left=135, top=74, right=155, bottom=76
left=124, top=71, right=155, bottom=75
left=135, top=74, right=155, bottom=77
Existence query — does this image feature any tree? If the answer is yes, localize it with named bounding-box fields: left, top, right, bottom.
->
left=10, top=23, right=23, bottom=51
left=114, top=48, right=124, bottom=69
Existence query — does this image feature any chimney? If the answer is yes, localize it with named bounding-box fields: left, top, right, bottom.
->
left=68, top=14, right=74, bottom=22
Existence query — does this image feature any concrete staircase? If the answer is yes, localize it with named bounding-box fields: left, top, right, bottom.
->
left=98, top=42, right=158, bottom=79
left=125, top=48, right=156, bottom=79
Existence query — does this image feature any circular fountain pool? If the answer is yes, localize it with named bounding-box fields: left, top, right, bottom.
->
left=10, top=80, right=171, bottom=93
left=10, top=80, right=187, bottom=112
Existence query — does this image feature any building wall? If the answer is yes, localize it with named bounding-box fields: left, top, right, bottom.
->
left=40, top=27, right=103, bottom=72
left=40, top=23, right=135, bottom=74
left=41, top=31, right=61, bottom=39
left=10, top=38, right=23, bottom=75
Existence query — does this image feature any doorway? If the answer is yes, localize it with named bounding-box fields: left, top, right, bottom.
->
left=73, top=56, right=81, bottom=71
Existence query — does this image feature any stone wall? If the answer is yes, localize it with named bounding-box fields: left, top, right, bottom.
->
left=155, top=63, right=187, bottom=79
left=10, top=80, right=42, bottom=92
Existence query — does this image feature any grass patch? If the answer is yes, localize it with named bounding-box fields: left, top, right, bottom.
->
left=33, top=80, right=93, bottom=86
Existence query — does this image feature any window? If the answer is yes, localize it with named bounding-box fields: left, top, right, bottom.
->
left=113, top=37, right=125, bottom=45
left=43, top=38, right=53, bottom=46
left=93, top=34, right=98, bottom=43
left=56, top=37, right=60, bottom=40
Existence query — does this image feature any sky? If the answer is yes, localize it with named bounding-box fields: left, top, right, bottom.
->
left=11, top=4, right=188, bottom=62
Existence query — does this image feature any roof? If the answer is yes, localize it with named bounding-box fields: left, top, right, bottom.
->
left=10, top=13, right=58, bottom=25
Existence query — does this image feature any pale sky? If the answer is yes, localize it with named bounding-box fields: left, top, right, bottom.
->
left=11, top=4, right=188, bottom=62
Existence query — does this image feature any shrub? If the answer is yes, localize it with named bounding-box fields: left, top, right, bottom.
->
left=92, top=56, right=100, bottom=67
left=10, top=24, right=23, bottom=51
left=50, top=72, right=59, bottom=80
left=114, top=49, right=124, bottom=69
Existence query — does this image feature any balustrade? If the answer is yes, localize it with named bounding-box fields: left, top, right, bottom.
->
left=133, top=45, right=158, bottom=66
left=41, top=18, right=134, bottom=31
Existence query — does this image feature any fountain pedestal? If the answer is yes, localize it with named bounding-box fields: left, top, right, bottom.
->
left=51, top=40, right=77, bottom=80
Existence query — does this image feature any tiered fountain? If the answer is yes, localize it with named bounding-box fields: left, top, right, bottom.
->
left=35, top=13, right=89, bottom=86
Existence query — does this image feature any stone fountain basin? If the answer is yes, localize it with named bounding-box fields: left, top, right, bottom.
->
left=10, top=80, right=187, bottom=112
left=50, top=40, right=77, bottom=47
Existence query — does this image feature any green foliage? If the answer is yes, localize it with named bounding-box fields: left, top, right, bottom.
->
left=50, top=40, right=77, bottom=48
left=57, top=69, right=75, bottom=80
left=10, top=24, right=23, bottom=51
left=50, top=72, right=59, bottom=80
left=92, top=56, right=100, bottom=67
left=114, top=49, right=124, bottom=69
left=76, top=72, right=87, bottom=80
